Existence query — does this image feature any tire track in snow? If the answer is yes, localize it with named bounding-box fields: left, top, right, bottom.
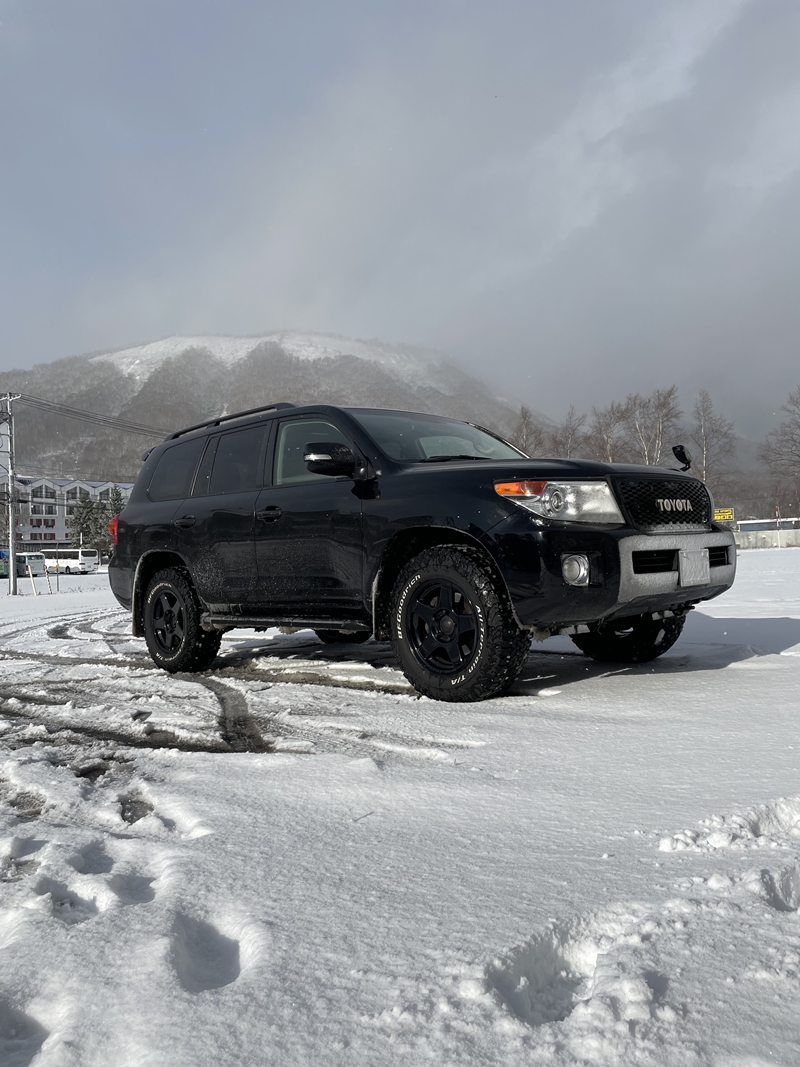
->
left=2, top=608, right=460, bottom=761
left=0, top=695, right=230, bottom=753
left=191, top=677, right=268, bottom=753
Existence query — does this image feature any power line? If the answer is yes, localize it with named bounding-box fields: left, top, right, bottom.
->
left=16, top=394, right=169, bottom=438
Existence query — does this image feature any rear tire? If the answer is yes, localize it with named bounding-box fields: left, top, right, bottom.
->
left=389, top=546, right=529, bottom=702
left=143, top=568, right=222, bottom=673
left=570, top=613, right=686, bottom=663
left=314, top=629, right=370, bottom=645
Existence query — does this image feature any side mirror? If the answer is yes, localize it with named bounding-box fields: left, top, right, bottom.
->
left=304, top=441, right=356, bottom=477
left=672, top=444, right=692, bottom=471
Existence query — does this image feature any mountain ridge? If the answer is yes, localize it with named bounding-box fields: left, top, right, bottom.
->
left=0, top=332, right=533, bottom=481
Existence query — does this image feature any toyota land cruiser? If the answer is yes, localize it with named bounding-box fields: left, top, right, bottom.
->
left=108, top=402, right=736, bottom=701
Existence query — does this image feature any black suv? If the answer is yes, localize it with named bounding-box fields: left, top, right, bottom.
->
left=109, top=403, right=736, bottom=701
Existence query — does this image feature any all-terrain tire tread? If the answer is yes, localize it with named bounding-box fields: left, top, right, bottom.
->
left=144, top=568, right=221, bottom=674
left=390, top=545, right=530, bottom=702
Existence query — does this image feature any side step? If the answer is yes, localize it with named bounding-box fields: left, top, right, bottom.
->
left=201, top=613, right=371, bottom=633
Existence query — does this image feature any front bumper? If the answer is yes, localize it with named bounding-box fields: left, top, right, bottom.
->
left=616, top=529, right=735, bottom=614
left=486, top=519, right=736, bottom=629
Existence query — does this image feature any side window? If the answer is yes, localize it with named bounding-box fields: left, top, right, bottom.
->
left=208, top=425, right=266, bottom=495
left=148, top=438, right=205, bottom=501
left=275, top=420, right=351, bottom=486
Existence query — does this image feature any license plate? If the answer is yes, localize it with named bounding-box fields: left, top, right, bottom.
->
left=678, top=549, right=710, bottom=587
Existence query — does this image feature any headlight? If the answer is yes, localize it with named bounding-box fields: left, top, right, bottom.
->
left=494, top=480, right=624, bottom=523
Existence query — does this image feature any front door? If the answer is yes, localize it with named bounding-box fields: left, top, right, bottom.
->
left=253, top=416, right=364, bottom=619
left=172, top=423, right=268, bottom=612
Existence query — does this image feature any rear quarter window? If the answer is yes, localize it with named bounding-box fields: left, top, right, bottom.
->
left=148, top=438, right=205, bottom=501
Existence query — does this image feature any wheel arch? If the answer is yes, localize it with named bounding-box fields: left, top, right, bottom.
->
left=371, top=526, right=518, bottom=640
left=131, top=550, right=193, bottom=637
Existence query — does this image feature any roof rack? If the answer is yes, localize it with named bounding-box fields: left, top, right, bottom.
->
left=166, top=402, right=296, bottom=441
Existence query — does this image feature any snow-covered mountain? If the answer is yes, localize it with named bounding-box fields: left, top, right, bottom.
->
left=90, top=332, right=470, bottom=395
left=0, top=332, right=533, bottom=481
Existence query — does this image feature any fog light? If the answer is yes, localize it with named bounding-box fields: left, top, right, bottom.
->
left=562, top=553, right=590, bottom=587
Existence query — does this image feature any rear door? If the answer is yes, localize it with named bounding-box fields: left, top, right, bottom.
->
left=172, top=423, right=268, bottom=613
left=253, top=415, right=364, bottom=619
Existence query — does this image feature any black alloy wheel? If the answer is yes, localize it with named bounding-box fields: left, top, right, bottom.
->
left=570, top=612, right=686, bottom=663
left=151, top=588, right=185, bottom=654
left=143, top=568, right=222, bottom=673
left=390, top=545, right=530, bottom=702
left=406, top=578, right=478, bottom=674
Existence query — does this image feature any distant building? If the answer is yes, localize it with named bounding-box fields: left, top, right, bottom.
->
left=1, top=475, right=133, bottom=547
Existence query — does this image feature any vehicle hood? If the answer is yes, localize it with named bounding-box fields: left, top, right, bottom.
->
left=397, top=457, right=699, bottom=481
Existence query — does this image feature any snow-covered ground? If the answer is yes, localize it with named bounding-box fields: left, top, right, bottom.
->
left=1, top=550, right=800, bottom=1066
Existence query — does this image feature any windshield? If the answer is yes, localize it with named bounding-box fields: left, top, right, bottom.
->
left=353, top=412, right=524, bottom=463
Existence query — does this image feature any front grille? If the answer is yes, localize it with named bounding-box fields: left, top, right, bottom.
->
left=632, top=550, right=677, bottom=574
left=708, top=546, right=729, bottom=567
left=616, top=478, right=712, bottom=531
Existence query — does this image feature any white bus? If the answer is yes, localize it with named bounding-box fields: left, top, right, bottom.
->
left=41, top=548, right=99, bottom=574
left=16, top=552, right=48, bottom=577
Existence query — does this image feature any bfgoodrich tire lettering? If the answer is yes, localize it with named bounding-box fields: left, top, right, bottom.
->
left=570, top=613, right=686, bottom=663
left=390, top=546, right=529, bottom=702
left=143, top=568, right=222, bottom=673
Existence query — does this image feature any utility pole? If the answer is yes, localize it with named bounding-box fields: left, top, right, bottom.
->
left=2, top=393, right=21, bottom=595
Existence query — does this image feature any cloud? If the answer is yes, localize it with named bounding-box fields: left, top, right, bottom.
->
left=523, top=0, right=753, bottom=250
left=5, top=0, right=800, bottom=438
left=714, top=80, right=800, bottom=199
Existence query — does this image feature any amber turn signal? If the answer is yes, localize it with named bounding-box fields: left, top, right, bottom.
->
left=494, top=480, right=547, bottom=497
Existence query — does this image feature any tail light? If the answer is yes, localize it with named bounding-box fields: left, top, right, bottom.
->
left=108, top=514, right=119, bottom=545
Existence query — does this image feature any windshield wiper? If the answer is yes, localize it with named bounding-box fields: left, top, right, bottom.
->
left=419, top=454, right=490, bottom=463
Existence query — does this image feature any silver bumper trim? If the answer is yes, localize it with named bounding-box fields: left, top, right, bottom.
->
left=616, top=529, right=736, bottom=609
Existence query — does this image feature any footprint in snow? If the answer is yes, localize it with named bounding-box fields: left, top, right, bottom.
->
left=108, top=872, right=156, bottom=905
left=34, top=877, right=99, bottom=925
left=119, top=793, right=155, bottom=825
left=7, top=790, right=46, bottom=821
left=0, top=998, right=49, bottom=1067
left=0, top=838, right=46, bottom=883
left=170, top=912, right=241, bottom=993
left=66, top=841, right=114, bottom=875
left=66, top=842, right=155, bottom=904
left=487, top=904, right=661, bottom=1029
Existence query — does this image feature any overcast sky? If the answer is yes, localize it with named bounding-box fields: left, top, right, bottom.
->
left=1, top=0, right=799, bottom=436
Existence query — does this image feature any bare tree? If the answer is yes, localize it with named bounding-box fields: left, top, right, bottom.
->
left=548, top=405, right=587, bottom=458
left=585, top=401, right=629, bottom=462
left=759, top=384, right=800, bottom=480
left=759, top=385, right=800, bottom=516
left=509, top=406, right=547, bottom=456
left=689, top=389, right=735, bottom=484
left=623, top=386, right=682, bottom=465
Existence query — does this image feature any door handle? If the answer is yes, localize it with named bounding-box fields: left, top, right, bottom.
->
left=257, top=506, right=282, bottom=522
left=172, top=516, right=196, bottom=529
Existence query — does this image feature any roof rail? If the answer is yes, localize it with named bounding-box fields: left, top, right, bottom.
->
left=166, top=402, right=296, bottom=441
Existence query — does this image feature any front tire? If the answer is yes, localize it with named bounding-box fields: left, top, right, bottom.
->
left=143, top=568, right=222, bottom=673
left=570, top=613, right=686, bottom=663
left=390, top=546, right=529, bottom=702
